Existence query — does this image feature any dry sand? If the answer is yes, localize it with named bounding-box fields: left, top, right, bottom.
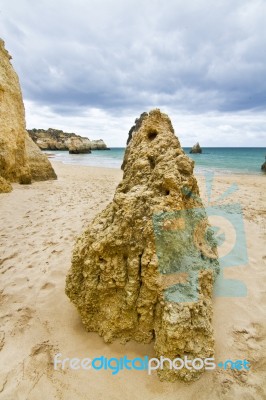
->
left=0, top=160, right=265, bottom=400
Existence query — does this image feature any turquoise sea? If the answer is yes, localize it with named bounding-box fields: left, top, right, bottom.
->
left=49, top=147, right=266, bottom=175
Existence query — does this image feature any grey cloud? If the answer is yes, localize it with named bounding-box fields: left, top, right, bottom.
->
left=1, top=0, right=266, bottom=118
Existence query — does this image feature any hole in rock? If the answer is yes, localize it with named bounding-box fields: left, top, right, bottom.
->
left=161, top=186, right=170, bottom=196
left=147, top=130, right=158, bottom=141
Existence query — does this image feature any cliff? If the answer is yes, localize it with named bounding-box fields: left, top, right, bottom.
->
left=0, top=39, right=56, bottom=192
left=27, top=128, right=109, bottom=152
left=189, top=142, right=202, bottom=154
left=65, top=109, right=219, bottom=382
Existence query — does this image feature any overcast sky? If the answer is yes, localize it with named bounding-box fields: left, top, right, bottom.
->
left=1, top=0, right=266, bottom=146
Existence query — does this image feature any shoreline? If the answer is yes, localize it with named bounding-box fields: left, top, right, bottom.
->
left=0, top=161, right=265, bottom=399
left=40, top=146, right=266, bottom=176
left=50, top=159, right=266, bottom=177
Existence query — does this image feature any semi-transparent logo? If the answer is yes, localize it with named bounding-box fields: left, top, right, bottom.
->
left=153, top=173, right=248, bottom=302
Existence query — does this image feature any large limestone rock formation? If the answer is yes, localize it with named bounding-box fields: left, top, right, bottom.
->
left=66, top=109, right=219, bottom=382
left=0, top=39, right=31, bottom=189
left=0, top=39, right=56, bottom=192
left=190, top=142, right=202, bottom=154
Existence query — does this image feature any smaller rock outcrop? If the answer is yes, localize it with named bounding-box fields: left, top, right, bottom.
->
left=261, top=156, right=266, bottom=172
left=90, top=139, right=110, bottom=150
left=68, top=137, right=91, bottom=154
left=25, top=134, right=57, bottom=181
left=189, top=142, right=202, bottom=154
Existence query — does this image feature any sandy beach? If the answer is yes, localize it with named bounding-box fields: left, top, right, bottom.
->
left=0, top=160, right=265, bottom=400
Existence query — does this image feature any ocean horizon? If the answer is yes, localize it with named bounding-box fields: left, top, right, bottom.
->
left=47, top=147, right=266, bottom=175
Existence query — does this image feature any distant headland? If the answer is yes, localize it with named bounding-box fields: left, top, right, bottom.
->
left=27, top=128, right=110, bottom=153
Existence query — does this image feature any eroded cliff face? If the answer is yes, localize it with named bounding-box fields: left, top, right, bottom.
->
left=0, top=39, right=56, bottom=192
left=66, top=109, right=219, bottom=382
left=28, top=128, right=109, bottom=152
left=0, top=39, right=31, bottom=189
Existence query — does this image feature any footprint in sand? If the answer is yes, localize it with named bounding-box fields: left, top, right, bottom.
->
left=0, top=252, right=19, bottom=266
left=51, top=249, right=63, bottom=255
left=41, top=282, right=55, bottom=291
left=231, top=323, right=266, bottom=392
left=1, top=265, right=15, bottom=275
left=10, top=307, right=35, bottom=336
left=0, top=341, right=61, bottom=398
